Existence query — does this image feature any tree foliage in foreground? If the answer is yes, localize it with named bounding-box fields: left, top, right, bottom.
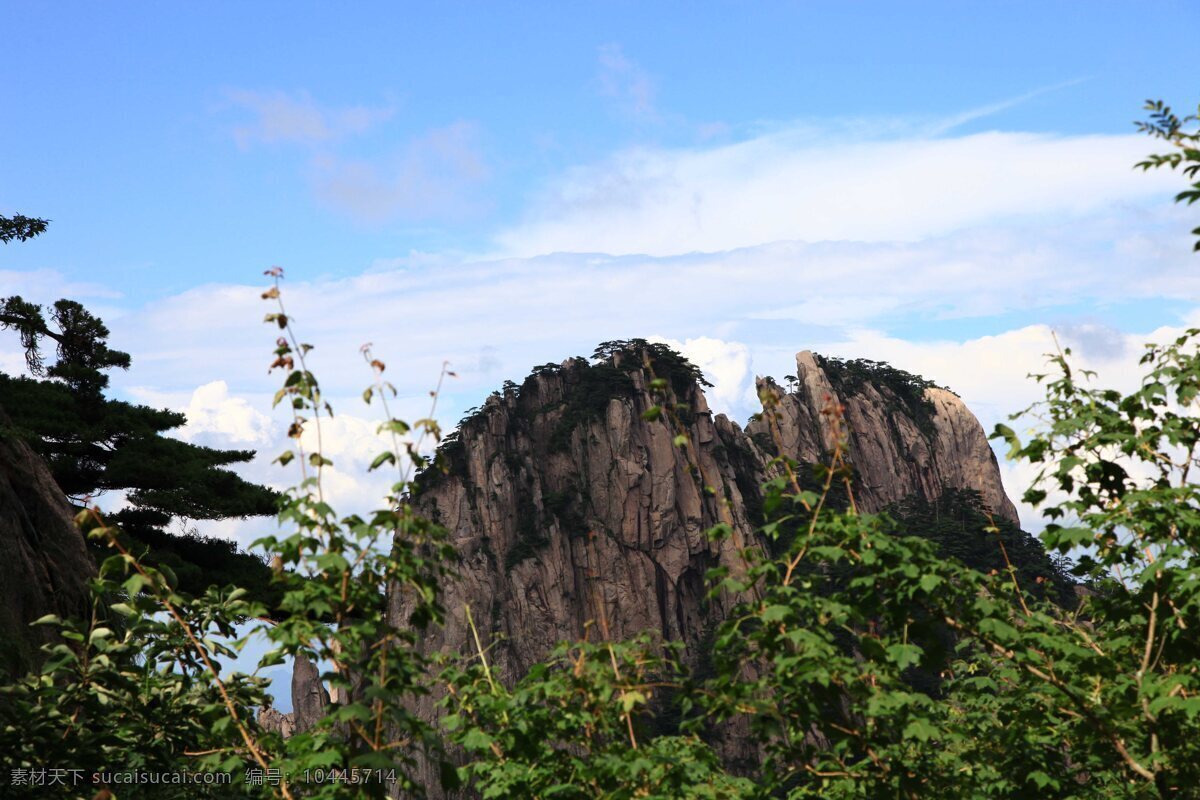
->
left=1136, top=99, right=1200, bottom=250
left=3, top=101, right=1200, bottom=798
left=887, top=487, right=1077, bottom=607
left=0, top=213, right=48, bottom=244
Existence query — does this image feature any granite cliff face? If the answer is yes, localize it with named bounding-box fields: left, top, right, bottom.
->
left=397, top=348, right=1017, bottom=673
left=392, top=348, right=761, bottom=684
left=383, top=343, right=1018, bottom=791
left=745, top=351, right=1019, bottom=525
left=0, top=406, right=95, bottom=673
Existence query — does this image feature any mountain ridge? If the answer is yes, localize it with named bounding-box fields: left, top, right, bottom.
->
left=381, top=341, right=1023, bottom=791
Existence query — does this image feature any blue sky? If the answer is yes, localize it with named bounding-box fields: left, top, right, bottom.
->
left=3, top=1, right=1200, bottom=533
left=4, top=2, right=1197, bottom=294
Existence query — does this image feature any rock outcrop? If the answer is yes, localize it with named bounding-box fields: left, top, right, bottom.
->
left=746, top=351, right=1019, bottom=524
left=255, top=652, right=329, bottom=739
left=384, top=343, right=1018, bottom=792
left=256, top=706, right=296, bottom=739
left=0, top=406, right=95, bottom=674
left=393, top=348, right=760, bottom=683
left=291, top=651, right=331, bottom=735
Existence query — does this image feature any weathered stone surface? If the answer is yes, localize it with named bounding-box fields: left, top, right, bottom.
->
left=745, top=351, right=1018, bottom=524
left=409, top=362, right=757, bottom=657
left=257, top=706, right=296, bottom=739
left=291, top=651, right=330, bottom=735
left=238, top=346, right=1020, bottom=797
left=0, top=406, right=94, bottom=674
left=378, top=346, right=1018, bottom=794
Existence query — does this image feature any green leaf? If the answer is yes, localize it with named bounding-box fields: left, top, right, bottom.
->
left=886, top=643, right=923, bottom=670
left=369, top=451, right=396, bottom=471
left=918, top=574, right=942, bottom=593
left=761, top=605, right=790, bottom=623
left=991, top=423, right=1022, bottom=458
left=381, top=418, right=411, bottom=435
left=902, top=718, right=937, bottom=742
left=460, top=728, right=495, bottom=752
left=620, top=690, right=647, bottom=712
left=1028, top=771, right=1057, bottom=790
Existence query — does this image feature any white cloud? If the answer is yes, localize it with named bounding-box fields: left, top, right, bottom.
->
left=0, top=268, right=122, bottom=302
left=1055, top=321, right=1130, bottom=361
left=225, top=89, right=395, bottom=148
left=597, top=44, right=658, bottom=121
left=242, top=317, right=1200, bottom=540
left=123, top=380, right=414, bottom=548
left=926, top=79, right=1088, bottom=136
left=496, top=128, right=1180, bottom=257
left=104, top=267, right=1196, bottom=545
left=89, top=109, right=1200, bottom=544
left=109, top=202, right=1198, bottom=420
left=312, top=121, right=490, bottom=223
left=0, top=350, right=27, bottom=377
left=218, top=90, right=487, bottom=225
left=651, top=336, right=759, bottom=421
left=178, top=381, right=274, bottom=446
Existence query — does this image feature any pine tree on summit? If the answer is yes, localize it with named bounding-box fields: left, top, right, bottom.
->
left=0, top=218, right=279, bottom=603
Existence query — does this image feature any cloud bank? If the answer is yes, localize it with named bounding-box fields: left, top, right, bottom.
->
left=497, top=129, right=1179, bottom=257
left=225, top=89, right=395, bottom=148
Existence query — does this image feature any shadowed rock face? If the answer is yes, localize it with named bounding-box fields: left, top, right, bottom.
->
left=399, top=350, right=1016, bottom=676
left=0, top=406, right=94, bottom=674
left=389, top=351, right=769, bottom=793
left=385, top=345, right=1018, bottom=792
left=291, top=652, right=330, bottom=734
left=394, top=351, right=761, bottom=687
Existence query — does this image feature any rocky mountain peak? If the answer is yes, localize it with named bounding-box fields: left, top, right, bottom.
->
left=746, top=350, right=1019, bottom=524
left=397, top=346, right=1019, bottom=681
left=401, top=342, right=760, bottom=679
